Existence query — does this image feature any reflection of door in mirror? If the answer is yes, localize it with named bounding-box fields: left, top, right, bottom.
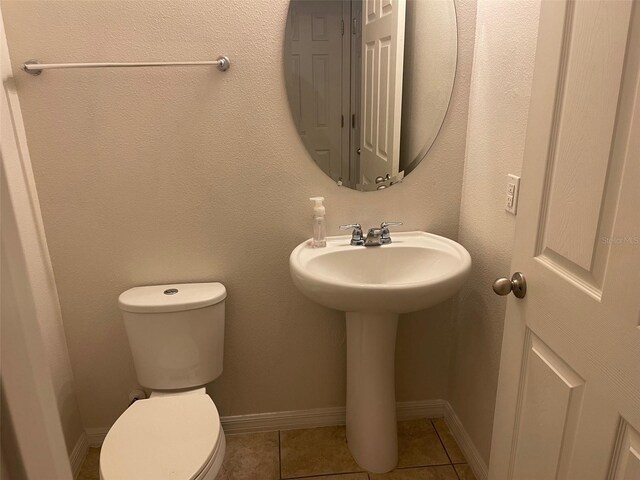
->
left=285, top=0, right=407, bottom=188
left=359, top=0, right=406, bottom=187
left=285, top=1, right=346, bottom=182
left=349, top=0, right=363, bottom=184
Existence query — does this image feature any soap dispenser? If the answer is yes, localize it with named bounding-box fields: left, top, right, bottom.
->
left=309, top=196, right=327, bottom=248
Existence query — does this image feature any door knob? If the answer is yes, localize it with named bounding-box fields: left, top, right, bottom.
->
left=492, top=272, right=526, bottom=299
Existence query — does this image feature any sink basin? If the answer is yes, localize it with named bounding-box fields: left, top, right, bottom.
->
left=289, top=231, right=471, bottom=473
left=290, top=231, right=471, bottom=313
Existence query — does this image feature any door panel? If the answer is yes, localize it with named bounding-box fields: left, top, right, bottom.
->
left=286, top=1, right=343, bottom=180
left=610, top=422, right=640, bottom=480
left=490, top=1, right=640, bottom=479
left=510, top=331, right=584, bottom=480
left=540, top=0, right=632, bottom=272
left=360, top=0, right=406, bottom=184
left=534, top=0, right=636, bottom=296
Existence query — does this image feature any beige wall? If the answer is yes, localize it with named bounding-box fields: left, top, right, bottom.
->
left=449, top=0, right=541, bottom=464
left=2, top=0, right=476, bottom=431
left=1, top=10, right=85, bottom=456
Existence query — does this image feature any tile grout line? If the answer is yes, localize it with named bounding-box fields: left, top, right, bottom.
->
left=453, top=466, right=462, bottom=480
left=278, top=430, right=283, bottom=480
left=396, top=463, right=452, bottom=470
left=277, top=425, right=367, bottom=480
left=283, top=463, right=458, bottom=480
left=283, top=470, right=366, bottom=479
left=283, top=418, right=460, bottom=480
left=431, top=419, right=462, bottom=480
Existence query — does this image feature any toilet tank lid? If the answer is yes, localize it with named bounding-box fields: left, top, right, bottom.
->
left=119, top=282, right=226, bottom=313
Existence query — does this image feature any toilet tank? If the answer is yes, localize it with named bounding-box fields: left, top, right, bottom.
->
left=118, top=282, right=226, bottom=390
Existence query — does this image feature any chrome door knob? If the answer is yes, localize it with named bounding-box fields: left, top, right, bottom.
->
left=492, top=272, right=527, bottom=299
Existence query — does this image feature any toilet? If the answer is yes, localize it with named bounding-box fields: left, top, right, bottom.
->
left=100, top=282, right=227, bottom=480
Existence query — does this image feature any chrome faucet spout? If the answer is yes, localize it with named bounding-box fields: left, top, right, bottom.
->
left=363, top=222, right=403, bottom=246
left=364, top=228, right=383, bottom=246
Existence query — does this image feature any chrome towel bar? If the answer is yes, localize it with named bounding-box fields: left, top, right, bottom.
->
left=22, top=55, right=230, bottom=76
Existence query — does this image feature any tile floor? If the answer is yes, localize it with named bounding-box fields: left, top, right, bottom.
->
left=77, top=447, right=100, bottom=480
left=78, top=417, right=477, bottom=480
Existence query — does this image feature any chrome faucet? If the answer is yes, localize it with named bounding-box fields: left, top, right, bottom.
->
left=340, top=222, right=402, bottom=247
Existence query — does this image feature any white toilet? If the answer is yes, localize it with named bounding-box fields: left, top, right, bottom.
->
left=100, top=282, right=227, bottom=480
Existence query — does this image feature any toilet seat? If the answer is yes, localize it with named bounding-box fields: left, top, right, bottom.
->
left=100, top=393, right=224, bottom=480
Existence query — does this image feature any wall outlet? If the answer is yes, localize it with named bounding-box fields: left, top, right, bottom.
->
left=505, top=174, right=520, bottom=215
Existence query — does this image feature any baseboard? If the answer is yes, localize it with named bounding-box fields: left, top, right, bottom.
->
left=86, top=427, right=109, bottom=447
left=221, top=399, right=447, bottom=434
left=69, top=432, right=88, bottom=479
left=444, top=402, right=489, bottom=480
left=82, top=398, right=490, bottom=480
left=84, top=399, right=447, bottom=442
left=396, top=399, right=448, bottom=421
left=221, top=405, right=346, bottom=434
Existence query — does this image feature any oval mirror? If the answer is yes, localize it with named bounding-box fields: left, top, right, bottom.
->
left=284, top=0, right=457, bottom=191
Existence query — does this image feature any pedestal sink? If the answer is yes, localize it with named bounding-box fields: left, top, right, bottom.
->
left=289, top=231, right=471, bottom=473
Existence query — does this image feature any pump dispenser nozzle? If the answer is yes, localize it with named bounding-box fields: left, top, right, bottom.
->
left=309, top=196, right=325, bottom=216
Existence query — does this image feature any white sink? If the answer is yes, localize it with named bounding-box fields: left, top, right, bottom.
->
left=289, top=231, right=471, bottom=473
left=290, top=231, right=471, bottom=313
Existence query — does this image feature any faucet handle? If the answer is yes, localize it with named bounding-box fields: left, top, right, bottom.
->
left=339, top=223, right=362, bottom=231
left=339, top=223, right=365, bottom=246
left=380, top=222, right=402, bottom=244
left=380, top=221, right=402, bottom=229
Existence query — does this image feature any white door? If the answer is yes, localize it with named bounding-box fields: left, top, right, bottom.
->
left=490, top=1, right=640, bottom=479
left=359, top=0, right=406, bottom=186
left=285, top=0, right=344, bottom=182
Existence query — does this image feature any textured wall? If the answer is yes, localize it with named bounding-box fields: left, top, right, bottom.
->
left=449, top=0, right=540, bottom=464
left=2, top=0, right=475, bottom=431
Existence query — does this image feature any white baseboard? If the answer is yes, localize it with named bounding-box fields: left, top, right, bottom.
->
left=221, top=399, right=447, bottom=434
left=84, top=399, right=447, bottom=443
left=86, top=427, right=109, bottom=447
left=396, top=399, right=448, bottom=421
left=444, top=402, right=489, bottom=480
left=83, top=398, right=488, bottom=480
left=221, top=405, right=346, bottom=434
left=69, top=432, right=88, bottom=479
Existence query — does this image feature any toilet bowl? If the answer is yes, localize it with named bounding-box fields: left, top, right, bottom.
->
left=100, top=389, right=225, bottom=480
left=100, top=283, right=227, bottom=480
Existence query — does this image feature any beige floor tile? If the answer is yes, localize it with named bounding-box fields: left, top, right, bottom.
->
left=370, top=465, right=458, bottom=479
left=397, top=419, right=450, bottom=468
left=216, top=431, right=280, bottom=480
left=77, top=447, right=101, bottom=480
left=280, top=426, right=362, bottom=478
left=431, top=418, right=466, bottom=464
left=454, top=464, right=478, bottom=480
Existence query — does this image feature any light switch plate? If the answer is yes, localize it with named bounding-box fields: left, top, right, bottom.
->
left=505, top=174, right=520, bottom=215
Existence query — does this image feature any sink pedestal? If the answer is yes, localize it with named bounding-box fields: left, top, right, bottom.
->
left=290, top=232, right=472, bottom=472
left=346, top=312, right=398, bottom=473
